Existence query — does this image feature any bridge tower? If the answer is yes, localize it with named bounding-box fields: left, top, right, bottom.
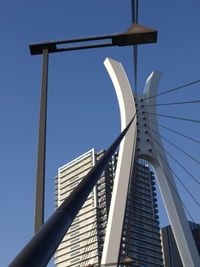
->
left=101, top=58, right=200, bottom=267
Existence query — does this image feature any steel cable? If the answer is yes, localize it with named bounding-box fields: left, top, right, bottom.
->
left=143, top=99, right=200, bottom=107
left=147, top=119, right=200, bottom=144
left=150, top=134, right=200, bottom=186
left=144, top=111, right=200, bottom=123
left=148, top=139, right=195, bottom=222
left=142, top=79, right=200, bottom=100
left=148, top=126, right=200, bottom=166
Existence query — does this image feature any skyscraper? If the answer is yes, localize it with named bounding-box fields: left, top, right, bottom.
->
left=161, top=222, right=200, bottom=267
left=54, top=148, right=163, bottom=266
left=118, top=158, right=163, bottom=266
left=54, top=148, right=114, bottom=266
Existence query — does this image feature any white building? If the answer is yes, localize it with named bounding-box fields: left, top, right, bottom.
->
left=54, top=148, right=163, bottom=266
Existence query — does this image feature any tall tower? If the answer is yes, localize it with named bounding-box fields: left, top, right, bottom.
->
left=54, top=149, right=115, bottom=266
left=118, top=159, right=163, bottom=266
left=54, top=150, right=163, bottom=266
left=101, top=58, right=200, bottom=267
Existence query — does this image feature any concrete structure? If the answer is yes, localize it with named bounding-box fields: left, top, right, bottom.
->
left=161, top=222, right=200, bottom=267
left=101, top=58, right=199, bottom=267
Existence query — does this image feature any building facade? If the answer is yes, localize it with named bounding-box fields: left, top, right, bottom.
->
left=54, top=148, right=114, bottom=266
left=54, top=149, right=163, bottom=266
left=161, top=222, right=200, bottom=267
left=118, top=158, right=163, bottom=266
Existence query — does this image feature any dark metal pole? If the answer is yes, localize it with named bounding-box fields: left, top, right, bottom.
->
left=9, top=116, right=135, bottom=267
left=131, top=0, right=139, bottom=95
left=34, top=49, right=49, bottom=233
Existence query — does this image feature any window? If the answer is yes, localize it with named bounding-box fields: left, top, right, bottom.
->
left=70, top=244, right=80, bottom=250
left=70, top=231, right=79, bottom=237
left=70, top=175, right=79, bottom=182
left=69, top=182, right=79, bottom=188
left=70, top=250, right=80, bottom=257
left=70, top=258, right=80, bottom=264
left=70, top=224, right=80, bottom=230
left=70, top=237, right=80, bottom=243
left=138, top=255, right=147, bottom=260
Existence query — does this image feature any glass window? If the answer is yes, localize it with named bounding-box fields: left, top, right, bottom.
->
left=70, top=250, right=80, bottom=257
left=70, top=237, right=80, bottom=243
left=70, top=231, right=79, bottom=237
left=70, top=258, right=80, bottom=264
left=70, top=244, right=80, bottom=250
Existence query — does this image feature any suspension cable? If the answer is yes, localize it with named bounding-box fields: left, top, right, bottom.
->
left=151, top=142, right=200, bottom=208
left=149, top=126, right=200, bottom=166
left=148, top=140, right=195, bottom=222
left=144, top=111, right=200, bottom=123
left=150, top=135, right=200, bottom=186
left=149, top=137, right=200, bottom=207
left=147, top=119, right=200, bottom=144
left=143, top=99, right=200, bottom=107
left=142, top=79, right=200, bottom=100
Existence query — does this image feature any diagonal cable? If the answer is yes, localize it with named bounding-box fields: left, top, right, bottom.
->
left=143, top=99, right=200, bottom=107
left=147, top=119, right=200, bottom=144
left=148, top=138, right=199, bottom=217
left=148, top=139, right=195, bottom=222
left=149, top=126, right=200, bottom=166
left=150, top=134, right=200, bottom=186
left=142, top=79, right=200, bottom=100
left=151, top=141, right=200, bottom=209
left=145, top=111, right=200, bottom=123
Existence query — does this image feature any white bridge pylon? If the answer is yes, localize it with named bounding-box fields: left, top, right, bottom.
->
left=101, top=58, right=200, bottom=267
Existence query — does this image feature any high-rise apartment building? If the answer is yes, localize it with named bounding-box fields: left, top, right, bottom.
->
left=54, top=148, right=163, bottom=266
left=54, top=148, right=113, bottom=266
left=161, top=222, right=200, bottom=267
left=118, top=159, right=163, bottom=266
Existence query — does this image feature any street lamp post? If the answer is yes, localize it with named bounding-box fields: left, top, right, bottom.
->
left=30, top=23, right=157, bottom=233
left=34, top=49, right=49, bottom=233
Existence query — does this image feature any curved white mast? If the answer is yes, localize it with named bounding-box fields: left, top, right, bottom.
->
left=101, top=58, right=137, bottom=265
left=101, top=58, right=200, bottom=267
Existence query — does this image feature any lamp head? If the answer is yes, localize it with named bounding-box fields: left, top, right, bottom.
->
left=112, top=23, right=157, bottom=46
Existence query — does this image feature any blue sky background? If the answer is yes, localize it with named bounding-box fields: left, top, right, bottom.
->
left=0, top=0, right=200, bottom=266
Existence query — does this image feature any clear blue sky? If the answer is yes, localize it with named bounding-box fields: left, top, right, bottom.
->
left=0, top=0, right=200, bottom=266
